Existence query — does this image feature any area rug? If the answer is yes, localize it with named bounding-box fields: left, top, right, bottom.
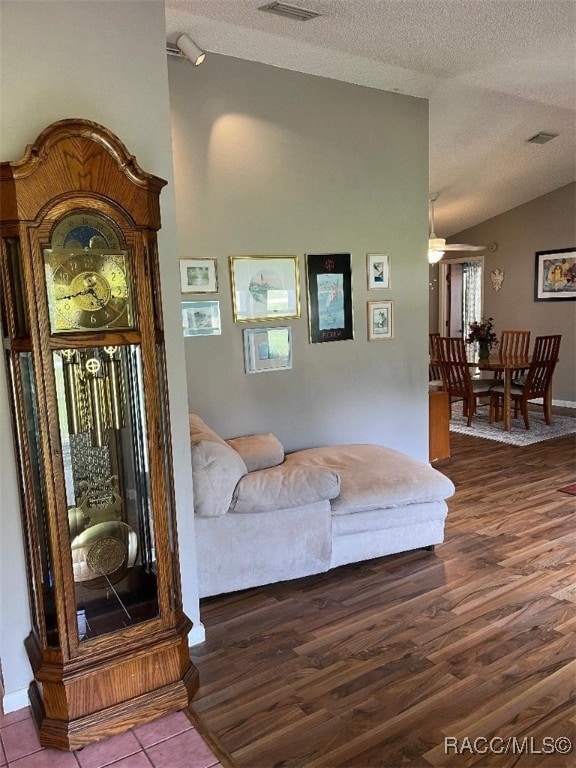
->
left=558, top=483, right=576, bottom=496
left=449, top=410, right=576, bottom=446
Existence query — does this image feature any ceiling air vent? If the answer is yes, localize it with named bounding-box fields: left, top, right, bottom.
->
left=526, top=132, right=559, bottom=145
left=258, top=2, right=321, bottom=21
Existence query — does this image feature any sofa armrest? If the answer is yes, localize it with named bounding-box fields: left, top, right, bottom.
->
left=191, top=441, right=247, bottom=517
left=230, top=465, right=340, bottom=515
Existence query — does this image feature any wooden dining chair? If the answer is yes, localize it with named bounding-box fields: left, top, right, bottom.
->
left=489, top=335, right=561, bottom=429
left=429, top=332, right=442, bottom=386
left=500, top=330, right=531, bottom=357
left=494, top=330, right=531, bottom=381
left=436, top=336, right=493, bottom=425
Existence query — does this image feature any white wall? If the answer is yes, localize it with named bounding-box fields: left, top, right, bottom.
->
left=0, top=0, right=202, bottom=712
left=168, top=54, right=430, bottom=456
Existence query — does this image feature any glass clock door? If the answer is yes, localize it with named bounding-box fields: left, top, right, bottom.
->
left=52, top=344, right=158, bottom=640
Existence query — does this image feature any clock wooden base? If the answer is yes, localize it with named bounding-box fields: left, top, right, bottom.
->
left=25, top=614, right=198, bottom=751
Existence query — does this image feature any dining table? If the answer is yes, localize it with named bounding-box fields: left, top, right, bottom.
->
left=468, top=352, right=533, bottom=431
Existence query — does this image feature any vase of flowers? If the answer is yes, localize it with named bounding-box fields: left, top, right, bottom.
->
left=466, top=317, right=497, bottom=359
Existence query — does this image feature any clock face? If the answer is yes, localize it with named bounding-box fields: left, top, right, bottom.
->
left=48, top=251, right=131, bottom=331
left=45, top=212, right=134, bottom=332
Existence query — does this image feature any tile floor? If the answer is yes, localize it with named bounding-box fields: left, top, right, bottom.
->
left=0, top=706, right=223, bottom=768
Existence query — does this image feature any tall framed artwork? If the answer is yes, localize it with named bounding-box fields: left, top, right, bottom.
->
left=306, top=253, right=353, bottom=343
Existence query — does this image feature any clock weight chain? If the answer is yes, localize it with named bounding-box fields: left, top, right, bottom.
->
left=60, top=346, right=138, bottom=607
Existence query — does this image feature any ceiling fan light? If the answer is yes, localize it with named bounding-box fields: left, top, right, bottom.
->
left=428, top=248, right=445, bottom=264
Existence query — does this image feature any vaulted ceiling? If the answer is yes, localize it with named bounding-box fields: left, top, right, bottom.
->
left=165, top=0, right=576, bottom=237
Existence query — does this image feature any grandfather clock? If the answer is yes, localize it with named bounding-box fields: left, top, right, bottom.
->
left=0, top=120, right=198, bottom=750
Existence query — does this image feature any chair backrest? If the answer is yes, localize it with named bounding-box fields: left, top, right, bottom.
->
left=500, top=330, right=531, bottom=358
left=429, top=332, right=442, bottom=382
left=523, top=335, right=561, bottom=397
left=429, top=333, right=440, bottom=361
left=436, top=336, right=473, bottom=396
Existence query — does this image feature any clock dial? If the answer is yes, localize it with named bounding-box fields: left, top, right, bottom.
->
left=46, top=212, right=134, bottom=333
left=48, top=251, right=132, bottom=331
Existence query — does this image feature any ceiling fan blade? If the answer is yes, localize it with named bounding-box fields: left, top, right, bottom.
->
left=443, top=243, right=487, bottom=252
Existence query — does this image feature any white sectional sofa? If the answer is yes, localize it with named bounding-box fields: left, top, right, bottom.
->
left=189, top=414, right=455, bottom=598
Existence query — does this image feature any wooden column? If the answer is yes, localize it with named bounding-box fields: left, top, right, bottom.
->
left=429, top=384, right=450, bottom=463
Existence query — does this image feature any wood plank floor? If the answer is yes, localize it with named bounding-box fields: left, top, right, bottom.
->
left=189, top=430, right=576, bottom=768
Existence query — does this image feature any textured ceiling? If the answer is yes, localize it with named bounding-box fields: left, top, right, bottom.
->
left=165, top=0, right=576, bottom=236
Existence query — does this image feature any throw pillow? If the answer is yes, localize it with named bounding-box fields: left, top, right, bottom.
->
left=226, top=433, right=285, bottom=472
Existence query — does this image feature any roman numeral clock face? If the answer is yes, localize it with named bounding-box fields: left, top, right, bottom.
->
left=45, top=213, right=135, bottom=333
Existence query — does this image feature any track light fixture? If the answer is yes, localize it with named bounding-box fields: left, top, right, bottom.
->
left=176, top=34, right=206, bottom=66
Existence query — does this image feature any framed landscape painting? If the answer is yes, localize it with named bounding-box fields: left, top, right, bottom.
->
left=230, top=255, right=300, bottom=322
left=182, top=300, right=221, bottom=336
left=306, top=253, right=353, bottom=343
left=180, top=258, right=218, bottom=293
left=534, top=248, right=576, bottom=301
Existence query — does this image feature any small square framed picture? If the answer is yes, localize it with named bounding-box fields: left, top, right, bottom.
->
left=180, top=258, right=218, bottom=294
left=368, top=300, right=393, bottom=340
left=243, top=326, right=292, bottom=373
left=230, top=255, right=300, bottom=322
left=366, top=253, right=390, bottom=290
left=182, top=301, right=221, bottom=336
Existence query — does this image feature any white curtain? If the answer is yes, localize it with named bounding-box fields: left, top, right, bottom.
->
left=462, top=261, right=482, bottom=339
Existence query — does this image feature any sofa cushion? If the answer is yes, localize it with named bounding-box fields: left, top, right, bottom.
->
left=226, top=433, right=285, bottom=472
left=230, top=465, right=340, bottom=515
left=284, top=444, right=455, bottom=514
left=189, top=415, right=247, bottom=517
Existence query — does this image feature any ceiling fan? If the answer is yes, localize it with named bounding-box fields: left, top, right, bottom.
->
left=428, top=193, right=489, bottom=264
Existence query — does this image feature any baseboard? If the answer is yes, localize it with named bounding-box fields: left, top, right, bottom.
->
left=188, top=622, right=205, bottom=646
left=552, top=399, right=576, bottom=409
left=530, top=398, right=576, bottom=409
left=2, top=686, right=29, bottom=714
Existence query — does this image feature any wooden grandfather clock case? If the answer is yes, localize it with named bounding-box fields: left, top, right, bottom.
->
left=0, top=119, right=198, bottom=750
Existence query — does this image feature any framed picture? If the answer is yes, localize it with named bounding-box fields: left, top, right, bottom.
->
left=243, top=326, right=292, bottom=374
left=534, top=248, right=576, bottom=301
left=180, top=258, right=218, bottom=294
left=182, top=301, right=221, bottom=336
left=367, top=252, right=391, bottom=289
left=230, top=255, right=300, bottom=322
left=368, top=300, right=393, bottom=340
left=306, top=253, right=353, bottom=343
